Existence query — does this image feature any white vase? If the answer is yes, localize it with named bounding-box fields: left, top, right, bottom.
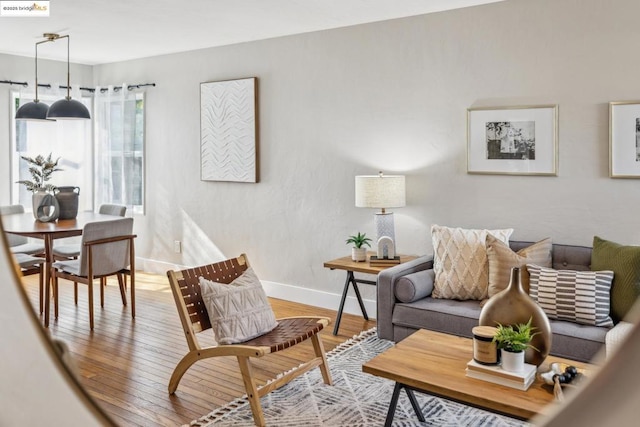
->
left=501, top=349, right=525, bottom=372
left=351, top=247, right=367, bottom=262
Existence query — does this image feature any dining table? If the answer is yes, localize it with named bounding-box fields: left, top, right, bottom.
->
left=1, top=211, right=126, bottom=327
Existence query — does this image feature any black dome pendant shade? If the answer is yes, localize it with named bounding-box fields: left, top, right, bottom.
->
left=47, top=97, right=91, bottom=119
left=15, top=100, right=50, bottom=121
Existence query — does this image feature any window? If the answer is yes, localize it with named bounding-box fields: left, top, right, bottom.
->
left=94, top=88, right=145, bottom=214
left=10, top=91, right=93, bottom=211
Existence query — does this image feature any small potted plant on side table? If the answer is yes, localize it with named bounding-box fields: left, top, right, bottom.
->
left=492, top=318, right=538, bottom=372
left=346, top=232, right=372, bottom=262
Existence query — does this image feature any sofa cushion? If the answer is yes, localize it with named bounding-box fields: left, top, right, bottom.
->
left=199, top=267, right=278, bottom=344
left=548, top=319, right=608, bottom=362
left=393, top=297, right=482, bottom=338
left=591, top=236, right=640, bottom=323
left=527, top=264, right=614, bottom=327
left=431, top=225, right=513, bottom=300
left=486, top=235, right=552, bottom=296
left=395, top=270, right=435, bottom=303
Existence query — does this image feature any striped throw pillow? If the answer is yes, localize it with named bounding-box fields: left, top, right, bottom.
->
left=527, top=264, right=614, bottom=327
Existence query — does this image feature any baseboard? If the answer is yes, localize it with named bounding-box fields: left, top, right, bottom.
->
left=261, top=280, right=377, bottom=319
left=136, top=257, right=377, bottom=319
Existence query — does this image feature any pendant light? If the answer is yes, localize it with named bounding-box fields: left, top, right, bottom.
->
left=45, top=33, right=91, bottom=120
left=15, top=36, right=50, bottom=121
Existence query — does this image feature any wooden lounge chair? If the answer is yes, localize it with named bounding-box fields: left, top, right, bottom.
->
left=167, top=254, right=333, bottom=427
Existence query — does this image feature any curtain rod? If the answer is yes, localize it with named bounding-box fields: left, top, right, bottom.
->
left=0, top=80, right=156, bottom=93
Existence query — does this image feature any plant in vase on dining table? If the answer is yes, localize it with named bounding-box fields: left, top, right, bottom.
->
left=17, top=153, right=63, bottom=222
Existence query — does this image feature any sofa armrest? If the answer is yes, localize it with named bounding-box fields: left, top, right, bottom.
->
left=606, top=321, right=634, bottom=359
left=377, top=256, right=433, bottom=340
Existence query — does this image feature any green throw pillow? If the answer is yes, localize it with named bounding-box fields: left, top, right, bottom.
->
left=591, top=236, right=640, bottom=323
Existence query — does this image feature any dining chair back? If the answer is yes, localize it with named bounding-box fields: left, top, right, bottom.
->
left=77, top=218, right=133, bottom=277
left=0, top=204, right=45, bottom=255
left=52, top=217, right=136, bottom=329
left=98, top=204, right=127, bottom=216
left=52, top=204, right=126, bottom=260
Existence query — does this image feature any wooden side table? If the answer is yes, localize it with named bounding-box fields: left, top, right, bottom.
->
left=323, top=253, right=417, bottom=335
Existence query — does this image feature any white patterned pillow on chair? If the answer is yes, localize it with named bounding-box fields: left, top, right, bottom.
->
left=527, top=264, right=614, bottom=327
left=431, top=225, right=513, bottom=300
left=199, top=267, right=278, bottom=344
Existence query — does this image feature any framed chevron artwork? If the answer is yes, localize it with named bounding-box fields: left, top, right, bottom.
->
left=200, top=77, right=258, bottom=182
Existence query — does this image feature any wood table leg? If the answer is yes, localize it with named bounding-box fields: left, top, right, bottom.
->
left=43, top=235, right=54, bottom=327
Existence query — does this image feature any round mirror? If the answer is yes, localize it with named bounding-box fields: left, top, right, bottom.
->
left=0, top=219, right=113, bottom=425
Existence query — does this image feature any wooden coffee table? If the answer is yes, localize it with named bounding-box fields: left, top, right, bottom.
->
left=362, top=329, right=593, bottom=425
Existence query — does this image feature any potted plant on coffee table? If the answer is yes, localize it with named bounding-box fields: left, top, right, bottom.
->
left=492, top=318, right=539, bottom=372
left=346, top=232, right=372, bottom=262
left=16, top=153, right=63, bottom=221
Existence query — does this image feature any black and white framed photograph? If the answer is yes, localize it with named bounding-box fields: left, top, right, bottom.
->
left=609, top=101, right=640, bottom=178
left=467, top=105, right=558, bottom=175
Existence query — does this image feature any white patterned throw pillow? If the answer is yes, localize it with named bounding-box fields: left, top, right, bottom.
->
left=527, top=264, right=614, bottom=327
left=199, top=267, right=278, bottom=344
left=431, top=225, right=513, bottom=300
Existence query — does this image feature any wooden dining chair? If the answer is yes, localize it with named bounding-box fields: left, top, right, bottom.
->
left=167, top=254, right=333, bottom=427
left=51, top=217, right=136, bottom=330
left=0, top=204, right=45, bottom=255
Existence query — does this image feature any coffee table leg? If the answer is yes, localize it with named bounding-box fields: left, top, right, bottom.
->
left=384, top=383, right=425, bottom=426
left=333, top=272, right=352, bottom=335
left=405, top=388, right=425, bottom=422
left=384, top=382, right=402, bottom=427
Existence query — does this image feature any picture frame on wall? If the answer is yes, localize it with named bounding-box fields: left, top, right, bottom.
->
left=467, top=105, right=558, bottom=176
left=609, top=101, right=640, bottom=178
left=200, top=77, right=258, bottom=183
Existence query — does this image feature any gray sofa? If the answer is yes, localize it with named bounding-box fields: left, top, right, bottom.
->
left=377, top=241, right=620, bottom=362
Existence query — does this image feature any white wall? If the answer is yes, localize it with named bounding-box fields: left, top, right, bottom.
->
left=4, top=0, right=640, bottom=311
left=88, top=0, right=640, bottom=307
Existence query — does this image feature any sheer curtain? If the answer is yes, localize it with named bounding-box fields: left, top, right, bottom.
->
left=94, top=84, right=145, bottom=214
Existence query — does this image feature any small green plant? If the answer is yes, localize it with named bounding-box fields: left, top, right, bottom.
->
left=345, top=232, right=372, bottom=249
left=16, top=153, right=63, bottom=193
left=492, top=318, right=539, bottom=353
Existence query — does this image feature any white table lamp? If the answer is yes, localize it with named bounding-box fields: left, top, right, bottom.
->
left=355, top=172, right=406, bottom=251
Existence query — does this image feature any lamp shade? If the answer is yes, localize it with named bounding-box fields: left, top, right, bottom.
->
left=47, top=98, right=91, bottom=120
left=355, top=174, right=406, bottom=209
left=15, top=100, right=51, bottom=121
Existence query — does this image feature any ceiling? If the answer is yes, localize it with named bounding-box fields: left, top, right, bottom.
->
left=0, top=0, right=504, bottom=66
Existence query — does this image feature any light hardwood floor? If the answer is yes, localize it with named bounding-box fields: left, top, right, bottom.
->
left=20, top=271, right=376, bottom=426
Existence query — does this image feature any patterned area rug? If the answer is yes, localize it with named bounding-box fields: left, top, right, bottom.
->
left=187, top=328, right=529, bottom=427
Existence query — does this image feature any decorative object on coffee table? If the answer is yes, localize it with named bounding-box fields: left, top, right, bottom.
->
left=492, top=318, right=538, bottom=372
left=479, top=266, right=551, bottom=366
left=55, top=186, right=80, bottom=220
left=472, top=325, right=499, bottom=365
left=346, top=231, right=371, bottom=262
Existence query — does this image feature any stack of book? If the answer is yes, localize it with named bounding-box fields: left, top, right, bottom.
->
left=369, top=256, right=401, bottom=266
left=465, top=359, right=536, bottom=391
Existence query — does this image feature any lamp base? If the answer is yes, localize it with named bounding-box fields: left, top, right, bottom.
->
left=374, top=212, right=396, bottom=248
